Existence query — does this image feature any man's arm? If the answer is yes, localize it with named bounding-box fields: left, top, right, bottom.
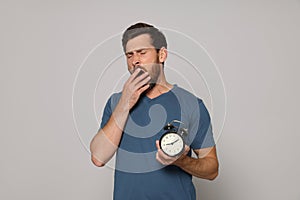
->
left=90, top=69, right=151, bottom=167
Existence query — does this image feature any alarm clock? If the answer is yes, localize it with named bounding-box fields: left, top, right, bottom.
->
left=159, top=120, right=188, bottom=157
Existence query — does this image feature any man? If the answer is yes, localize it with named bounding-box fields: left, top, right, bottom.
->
left=90, top=22, right=219, bottom=200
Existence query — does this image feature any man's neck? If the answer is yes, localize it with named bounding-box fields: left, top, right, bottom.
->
left=145, top=81, right=173, bottom=99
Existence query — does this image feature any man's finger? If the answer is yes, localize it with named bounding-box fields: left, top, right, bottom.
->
left=135, top=76, right=151, bottom=90
left=137, top=83, right=150, bottom=95
left=127, top=68, right=142, bottom=83
left=155, top=140, right=161, bottom=150
left=156, top=151, right=165, bottom=165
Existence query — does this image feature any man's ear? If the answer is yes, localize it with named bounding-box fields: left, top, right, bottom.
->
left=158, top=47, right=167, bottom=63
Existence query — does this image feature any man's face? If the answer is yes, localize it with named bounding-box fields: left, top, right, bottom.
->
left=125, top=34, right=161, bottom=84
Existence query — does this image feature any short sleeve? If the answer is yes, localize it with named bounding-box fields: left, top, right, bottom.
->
left=189, top=99, right=215, bottom=149
left=99, top=97, right=113, bottom=130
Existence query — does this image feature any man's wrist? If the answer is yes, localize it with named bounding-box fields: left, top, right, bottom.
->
left=117, top=98, right=130, bottom=112
left=173, top=154, right=189, bottom=167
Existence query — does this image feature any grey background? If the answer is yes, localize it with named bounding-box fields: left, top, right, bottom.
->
left=1, top=0, right=300, bottom=200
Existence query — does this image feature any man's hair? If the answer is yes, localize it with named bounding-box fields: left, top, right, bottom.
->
left=122, top=22, right=167, bottom=53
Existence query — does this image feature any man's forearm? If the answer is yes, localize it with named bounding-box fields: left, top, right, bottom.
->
left=90, top=99, right=129, bottom=166
left=174, top=153, right=219, bottom=180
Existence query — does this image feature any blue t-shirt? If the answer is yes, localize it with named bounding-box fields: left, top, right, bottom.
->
left=100, top=85, right=215, bottom=200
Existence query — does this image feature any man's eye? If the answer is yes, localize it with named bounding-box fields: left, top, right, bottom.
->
left=140, top=51, right=146, bottom=55
left=126, top=54, right=133, bottom=58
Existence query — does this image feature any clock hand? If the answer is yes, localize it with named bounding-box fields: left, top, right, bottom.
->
left=165, top=139, right=179, bottom=145
left=171, top=139, right=179, bottom=145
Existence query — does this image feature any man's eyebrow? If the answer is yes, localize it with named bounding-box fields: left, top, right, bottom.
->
left=125, top=48, right=148, bottom=54
left=125, top=51, right=133, bottom=55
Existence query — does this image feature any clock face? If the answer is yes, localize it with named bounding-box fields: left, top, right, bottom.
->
left=160, top=132, right=184, bottom=157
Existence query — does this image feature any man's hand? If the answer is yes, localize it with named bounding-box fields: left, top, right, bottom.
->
left=119, top=68, right=151, bottom=110
left=155, top=140, right=190, bottom=166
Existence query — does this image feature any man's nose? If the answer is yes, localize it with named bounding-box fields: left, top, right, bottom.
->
left=132, top=54, right=140, bottom=67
